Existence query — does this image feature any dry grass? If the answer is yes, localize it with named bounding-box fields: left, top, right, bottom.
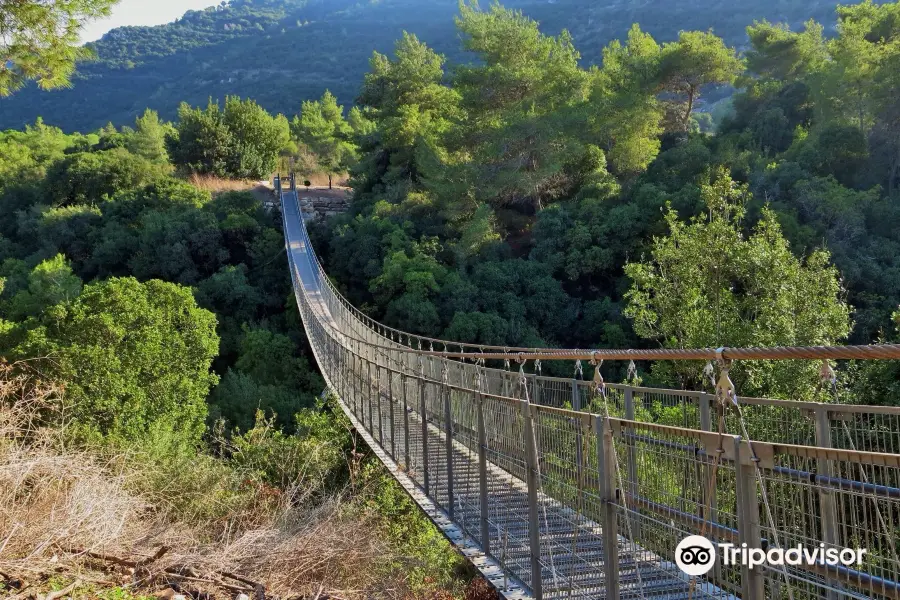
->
left=185, top=172, right=349, bottom=193
left=0, top=366, right=145, bottom=561
left=186, top=173, right=259, bottom=193
left=0, top=364, right=391, bottom=599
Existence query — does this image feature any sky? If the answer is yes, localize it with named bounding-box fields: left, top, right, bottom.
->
left=79, top=0, right=218, bottom=43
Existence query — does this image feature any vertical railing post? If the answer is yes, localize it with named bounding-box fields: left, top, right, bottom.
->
left=402, top=373, right=411, bottom=470
left=595, top=415, right=620, bottom=600
left=420, top=375, right=430, bottom=496
left=735, top=437, right=764, bottom=600
left=814, top=406, right=840, bottom=600
left=698, top=392, right=722, bottom=583
left=376, top=363, right=384, bottom=445
left=623, top=387, right=640, bottom=541
left=351, top=353, right=359, bottom=416
left=573, top=379, right=584, bottom=484
left=533, top=373, right=541, bottom=405
left=476, top=391, right=491, bottom=557
left=388, top=367, right=396, bottom=459
left=699, top=393, right=712, bottom=431
left=444, top=375, right=455, bottom=519
left=523, top=403, right=543, bottom=599
left=367, top=360, right=374, bottom=433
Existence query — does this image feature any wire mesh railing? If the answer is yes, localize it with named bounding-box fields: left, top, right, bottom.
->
left=276, top=174, right=900, bottom=600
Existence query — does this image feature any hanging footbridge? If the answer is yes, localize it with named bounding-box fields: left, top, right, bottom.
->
left=276, top=174, right=900, bottom=600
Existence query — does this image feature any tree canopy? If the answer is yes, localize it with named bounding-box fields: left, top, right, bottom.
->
left=0, top=0, right=118, bottom=96
left=168, top=96, right=291, bottom=179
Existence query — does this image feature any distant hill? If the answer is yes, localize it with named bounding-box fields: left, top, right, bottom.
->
left=0, top=0, right=853, bottom=133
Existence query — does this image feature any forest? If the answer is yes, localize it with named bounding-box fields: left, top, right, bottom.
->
left=0, top=0, right=877, bottom=133
left=2, top=0, right=900, bottom=598
left=310, top=0, right=900, bottom=399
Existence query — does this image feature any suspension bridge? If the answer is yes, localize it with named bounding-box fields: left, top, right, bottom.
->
left=276, top=173, right=900, bottom=600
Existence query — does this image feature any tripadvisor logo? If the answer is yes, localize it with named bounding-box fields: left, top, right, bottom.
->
left=676, top=536, right=716, bottom=576
left=675, top=535, right=868, bottom=577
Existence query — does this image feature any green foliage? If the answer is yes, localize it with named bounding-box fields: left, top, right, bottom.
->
left=46, top=147, right=169, bottom=206
left=0, top=0, right=118, bottom=96
left=591, top=25, right=665, bottom=175
left=659, top=30, right=744, bottom=131
left=624, top=170, right=851, bottom=397
left=453, top=1, right=588, bottom=212
left=292, top=91, right=357, bottom=188
left=209, top=327, right=324, bottom=432
left=126, top=109, right=175, bottom=163
left=357, top=460, right=469, bottom=596
left=4, top=277, right=219, bottom=442
left=3, top=254, right=82, bottom=321
left=227, top=404, right=350, bottom=493
left=169, top=96, right=290, bottom=179
left=0, top=0, right=875, bottom=134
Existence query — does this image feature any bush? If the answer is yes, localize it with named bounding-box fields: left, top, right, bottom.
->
left=5, top=277, right=219, bottom=444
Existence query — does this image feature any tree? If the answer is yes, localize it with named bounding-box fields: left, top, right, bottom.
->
left=221, top=96, right=291, bottom=179
left=6, top=277, right=219, bottom=442
left=355, top=32, right=460, bottom=198
left=45, top=147, right=168, bottom=206
left=624, top=170, right=851, bottom=398
left=811, top=1, right=897, bottom=135
left=745, top=20, right=827, bottom=82
left=125, top=109, right=174, bottom=163
left=660, top=31, right=744, bottom=131
left=0, top=0, right=118, bottom=96
left=168, top=97, right=289, bottom=179
left=4, top=254, right=82, bottom=320
left=452, top=1, right=589, bottom=211
left=293, top=91, right=356, bottom=189
left=591, top=25, right=665, bottom=175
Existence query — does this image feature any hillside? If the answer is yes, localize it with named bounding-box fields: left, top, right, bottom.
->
left=0, top=0, right=857, bottom=132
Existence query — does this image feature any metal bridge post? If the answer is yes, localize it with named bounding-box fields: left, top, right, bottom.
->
left=697, top=392, right=723, bottom=583
left=532, top=373, right=541, bottom=405
left=475, top=391, right=490, bottom=556
left=376, top=363, right=384, bottom=445
left=595, top=415, right=620, bottom=600
left=367, top=360, right=374, bottom=434
left=401, top=373, right=411, bottom=471
left=814, top=406, right=841, bottom=600
left=444, top=378, right=455, bottom=520
left=420, top=376, right=430, bottom=496
left=351, top=353, right=359, bottom=416
left=573, top=380, right=584, bottom=486
left=699, top=392, right=712, bottom=431
left=735, top=437, right=765, bottom=600
left=624, top=387, right=640, bottom=542
left=388, top=366, right=396, bottom=460
left=523, top=403, right=543, bottom=600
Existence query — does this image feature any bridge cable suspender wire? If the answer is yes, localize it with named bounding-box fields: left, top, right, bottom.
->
left=276, top=173, right=900, bottom=600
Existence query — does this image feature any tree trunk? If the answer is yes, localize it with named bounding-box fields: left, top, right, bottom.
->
left=328, top=173, right=333, bottom=190
left=684, top=86, right=696, bottom=131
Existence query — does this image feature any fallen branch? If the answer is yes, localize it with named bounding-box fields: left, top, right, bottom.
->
left=42, top=579, right=79, bottom=600
left=221, top=571, right=263, bottom=589
left=60, top=546, right=136, bottom=568
left=163, top=571, right=250, bottom=594
left=137, top=546, right=170, bottom=568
